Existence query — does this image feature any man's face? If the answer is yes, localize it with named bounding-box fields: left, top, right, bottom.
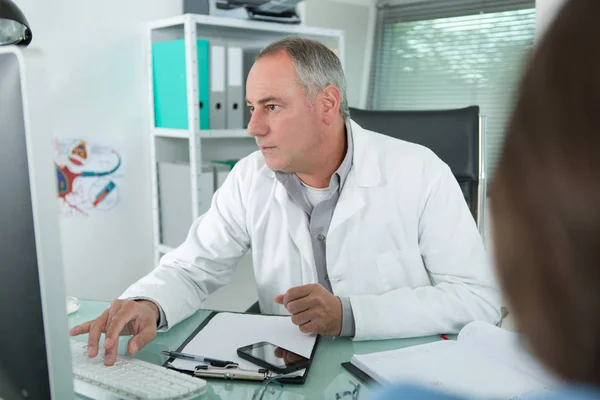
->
left=246, top=51, right=324, bottom=173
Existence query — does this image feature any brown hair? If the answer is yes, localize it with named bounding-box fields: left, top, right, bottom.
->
left=491, top=0, right=600, bottom=385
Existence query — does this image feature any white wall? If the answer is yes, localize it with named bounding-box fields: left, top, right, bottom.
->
left=17, top=0, right=182, bottom=300
left=302, top=0, right=376, bottom=108
left=536, top=0, right=566, bottom=40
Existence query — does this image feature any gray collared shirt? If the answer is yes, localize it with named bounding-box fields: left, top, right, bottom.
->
left=275, top=120, right=356, bottom=337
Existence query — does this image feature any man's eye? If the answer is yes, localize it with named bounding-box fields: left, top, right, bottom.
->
left=248, top=106, right=254, bottom=114
left=267, top=104, right=280, bottom=111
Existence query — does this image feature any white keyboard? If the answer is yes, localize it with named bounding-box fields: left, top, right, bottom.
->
left=71, top=340, right=207, bottom=400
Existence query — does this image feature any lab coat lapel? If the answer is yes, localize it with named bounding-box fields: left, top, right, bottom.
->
left=329, top=176, right=366, bottom=234
left=274, top=183, right=316, bottom=279
left=329, top=121, right=383, bottom=234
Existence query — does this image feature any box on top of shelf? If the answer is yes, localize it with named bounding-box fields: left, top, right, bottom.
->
left=152, top=39, right=211, bottom=130
left=149, top=14, right=344, bottom=50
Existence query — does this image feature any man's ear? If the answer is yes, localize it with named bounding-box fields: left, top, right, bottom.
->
left=321, top=84, right=342, bottom=125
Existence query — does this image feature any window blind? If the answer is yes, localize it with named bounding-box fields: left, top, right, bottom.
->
left=368, top=0, right=536, bottom=176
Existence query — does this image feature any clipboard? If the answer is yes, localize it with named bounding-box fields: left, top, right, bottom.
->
left=163, top=311, right=320, bottom=384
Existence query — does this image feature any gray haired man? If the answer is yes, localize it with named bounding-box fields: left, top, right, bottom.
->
left=72, top=36, right=501, bottom=366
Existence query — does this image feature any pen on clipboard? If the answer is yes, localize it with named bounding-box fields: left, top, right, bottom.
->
left=161, top=350, right=238, bottom=368
left=193, top=365, right=271, bottom=381
left=167, top=361, right=271, bottom=381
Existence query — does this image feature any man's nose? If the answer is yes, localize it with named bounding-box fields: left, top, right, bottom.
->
left=247, top=112, right=267, bottom=137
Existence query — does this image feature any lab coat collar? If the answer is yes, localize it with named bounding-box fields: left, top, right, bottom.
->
left=272, top=120, right=385, bottom=248
left=349, top=119, right=384, bottom=188
left=264, top=119, right=384, bottom=189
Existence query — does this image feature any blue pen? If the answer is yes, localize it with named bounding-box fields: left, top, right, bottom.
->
left=161, top=350, right=237, bottom=368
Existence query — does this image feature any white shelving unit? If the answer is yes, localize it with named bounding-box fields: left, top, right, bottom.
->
left=153, top=127, right=249, bottom=139
left=147, top=14, right=345, bottom=265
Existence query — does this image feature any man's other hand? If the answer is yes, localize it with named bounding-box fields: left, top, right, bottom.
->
left=69, top=299, right=159, bottom=366
left=275, top=284, right=342, bottom=336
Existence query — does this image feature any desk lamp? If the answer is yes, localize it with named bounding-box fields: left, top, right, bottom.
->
left=0, top=0, right=31, bottom=46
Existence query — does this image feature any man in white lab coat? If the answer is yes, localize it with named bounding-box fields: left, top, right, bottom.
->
left=71, top=36, right=501, bottom=366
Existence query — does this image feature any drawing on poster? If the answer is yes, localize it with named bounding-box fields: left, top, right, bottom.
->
left=54, top=139, right=123, bottom=217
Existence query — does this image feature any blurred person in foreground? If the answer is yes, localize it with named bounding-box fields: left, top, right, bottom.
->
left=376, top=0, right=600, bottom=398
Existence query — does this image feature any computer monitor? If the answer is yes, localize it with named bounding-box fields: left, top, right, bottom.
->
left=0, top=47, right=73, bottom=399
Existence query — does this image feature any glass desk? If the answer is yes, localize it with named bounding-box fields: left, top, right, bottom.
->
left=70, top=300, right=446, bottom=400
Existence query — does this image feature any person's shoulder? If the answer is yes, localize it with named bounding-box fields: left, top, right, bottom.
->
left=372, top=384, right=464, bottom=400
left=529, top=386, right=600, bottom=400
left=373, top=385, right=600, bottom=400
left=359, top=124, right=436, bottom=155
left=352, top=121, right=444, bottom=169
left=351, top=121, right=449, bottom=186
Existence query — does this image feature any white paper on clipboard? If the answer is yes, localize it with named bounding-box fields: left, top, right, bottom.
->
left=170, top=313, right=317, bottom=378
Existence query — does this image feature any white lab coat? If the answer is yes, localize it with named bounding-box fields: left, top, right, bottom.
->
left=121, top=121, right=501, bottom=340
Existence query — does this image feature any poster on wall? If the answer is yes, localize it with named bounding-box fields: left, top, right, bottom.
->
left=54, top=138, right=124, bottom=217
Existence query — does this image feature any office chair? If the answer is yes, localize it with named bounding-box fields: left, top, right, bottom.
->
left=348, top=106, right=487, bottom=237
left=245, top=301, right=262, bottom=314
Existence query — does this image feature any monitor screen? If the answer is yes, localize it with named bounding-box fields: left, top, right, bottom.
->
left=0, top=48, right=72, bottom=399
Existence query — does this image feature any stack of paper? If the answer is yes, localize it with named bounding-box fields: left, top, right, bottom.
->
left=350, top=321, right=558, bottom=399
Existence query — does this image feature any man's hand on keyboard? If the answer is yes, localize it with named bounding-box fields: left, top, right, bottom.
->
left=69, top=299, right=160, bottom=366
